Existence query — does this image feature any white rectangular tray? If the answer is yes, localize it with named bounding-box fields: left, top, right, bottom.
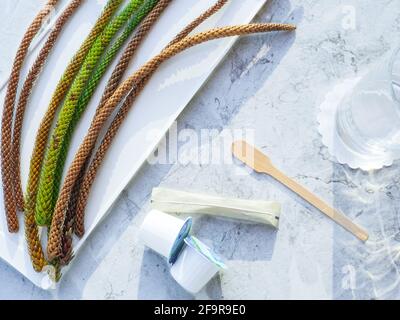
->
left=0, top=0, right=267, bottom=289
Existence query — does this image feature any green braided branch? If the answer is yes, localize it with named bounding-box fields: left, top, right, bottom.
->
left=53, top=0, right=160, bottom=192
left=77, top=0, right=159, bottom=119
left=26, top=0, right=122, bottom=206
left=35, top=0, right=145, bottom=226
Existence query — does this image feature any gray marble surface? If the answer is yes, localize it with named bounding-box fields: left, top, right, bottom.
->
left=1, top=0, right=400, bottom=300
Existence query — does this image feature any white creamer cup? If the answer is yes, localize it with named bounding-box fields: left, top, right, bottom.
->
left=170, top=236, right=226, bottom=294
left=139, top=209, right=192, bottom=263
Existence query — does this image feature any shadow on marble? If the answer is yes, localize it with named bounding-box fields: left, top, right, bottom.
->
left=2, top=0, right=304, bottom=299
left=134, top=0, right=303, bottom=299
left=56, top=209, right=133, bottom=297
left=0, top=260, right=53, bottom=299
left=137, top=249, right=193, bottom=300
left=136, top=213, right=278, bottom=299
left=175, top=0, right=303, bottom=132
left=47, top=158, right=176, bottom=299
left=138, top=249, right=224, bottom=300
left=192, top=215, right=277, bottom=261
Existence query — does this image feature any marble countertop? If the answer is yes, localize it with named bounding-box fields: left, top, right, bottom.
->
left=1, top=0, right=400, bottom=300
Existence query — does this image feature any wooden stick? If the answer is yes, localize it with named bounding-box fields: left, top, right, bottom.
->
left=232, top=140, right=369, bottom=242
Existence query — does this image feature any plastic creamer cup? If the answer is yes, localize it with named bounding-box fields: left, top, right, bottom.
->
left=170, top=235, right=226, bottom=294
left=139, top=209, right=192, bottom=264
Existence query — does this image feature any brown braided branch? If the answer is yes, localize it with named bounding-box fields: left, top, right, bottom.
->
left=47, top=23, right=296, bottom=260
left=167, top=0, right=228, bottom=46
left=5, top=0, right=84, bottom=271
left=73, top=0, right=229, bottom=237
left=24, top=206, right=47, bottom=272
left=12, top=0, right=84, bottom=213
left=59, top=0, right=173, bottom=264
left=22, top=0, right=121, bottom=271
left=73, top=77, right=148, bottom=237
left=35, top=0, right=145, bottom=227
left=1, top=0, right=58, bottom=233
left=24, top=0, right=121, bottom=233
left=25, top=0, right=121, bottom=214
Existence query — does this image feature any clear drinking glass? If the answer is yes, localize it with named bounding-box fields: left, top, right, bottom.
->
left=335, top=48, right=400, bottom=169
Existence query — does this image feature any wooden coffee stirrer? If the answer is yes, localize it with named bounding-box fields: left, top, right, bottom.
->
left=232, top=140, right=369, bottom=241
